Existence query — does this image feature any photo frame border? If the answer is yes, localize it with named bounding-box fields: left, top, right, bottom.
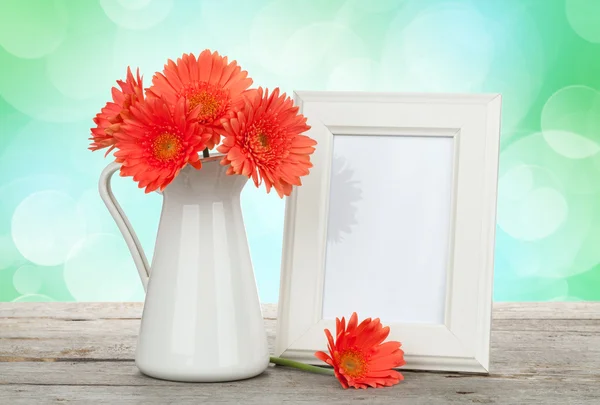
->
left=276, top=91, right=502, bottom=373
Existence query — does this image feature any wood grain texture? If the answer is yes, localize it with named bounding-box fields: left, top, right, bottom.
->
left=0, top=302, right=599, bottom=404
left=1, top=364, right=598, bottom=405
left=492, top=302, right=600, bottom=319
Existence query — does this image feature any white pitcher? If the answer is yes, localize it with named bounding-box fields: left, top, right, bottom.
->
left=99, top=157, right=269, bottom=382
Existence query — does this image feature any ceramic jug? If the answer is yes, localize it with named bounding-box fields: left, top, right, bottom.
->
left=99, top=157, right=269, bottom=382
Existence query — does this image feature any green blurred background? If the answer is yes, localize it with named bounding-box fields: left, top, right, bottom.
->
left=0, top=0, right=599, bottom=303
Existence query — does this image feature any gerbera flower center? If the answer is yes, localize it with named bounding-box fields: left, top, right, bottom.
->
left=185, top=83, right=229, bottom=124
left=339, top=350, right=367, bottom=378
left=257, top=133, right=269, bottom=148
left=153, top=133, right=182, bottom=161
left=244, top=119, right=290, bottom=168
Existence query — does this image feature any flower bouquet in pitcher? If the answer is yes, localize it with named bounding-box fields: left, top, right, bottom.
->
left=90, top=50, right=316, bottom=382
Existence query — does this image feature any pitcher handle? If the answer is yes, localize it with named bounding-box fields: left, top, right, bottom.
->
left=99, top=162, right=150, bottom=291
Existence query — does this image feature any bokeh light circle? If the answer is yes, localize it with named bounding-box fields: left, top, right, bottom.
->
left=64, top=233, right=142, bottom=301
left=327, top=58, right=378, bottom=91
left=283, top=23, right=366, bottom=77
left=497, top=132, right=599, bottom=280
left=498, top=166, right=568, bottom=242
left=543, top=130, right=600, bottom=160
left=566, top=0, right=600, bottom=43
left=0, top=174, right=75, bottom=231
left=100, top=0, right=174, bottom=30
left=0, top=51, right=104, bottom=122
left=11, top=191, right=86, bottom=266
left=353, top=0, right=403, bottom=13
left=118, top=0, right=151, bottom=9
left=13, top=264, right=42, bottom=295
left=112, top=25, right=189, bottom=86
left=0, top=0, right=68, bottom=59
left=481, top=8, right=545, bottom=135
left=46, top=31, right=120, bottom=101
left=77, top=189, right=117, bottom=235
left=541, top=85, right=600, bottom=159
left=12, top=294, right=55, bottom=302
left=381, top=3, right=494, bottom=91
left=0, top=234, right=22, bottom=271
left=505, top=251, right=541, bottom=279
left=594, top=153, right=600, bottom=174
left=496, top=164, right=533, bottom=202
left=249, top=1, right=367, bottom=80
left=1, top=120, right=84, bottom=178
left=70, top=130, right=113, bottom=179
left=189, top=0, right=267, bottom=59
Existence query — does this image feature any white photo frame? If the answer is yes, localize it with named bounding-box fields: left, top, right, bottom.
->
left=276, top=92, right=502, bottom=373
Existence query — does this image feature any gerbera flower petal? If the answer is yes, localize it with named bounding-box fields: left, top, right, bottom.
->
left=219, top=87, right=315, bottom=197
left=314, top=312, right=405, bottom=390
left=369, top=353, right=406, bottom=372
left=336, top=317, right=344, bottom=337
left=363, top=369, right=404, bottom=379
left=362, top=325, right=391, bottom=348
left=115, top=97, right=211, bottom=193
left=90, top=67, right=143, bottom=153
left=372, top=340, right=403, bottom=357
left=324, top=328, right=336, bottom=354
left=198, top=50, right=213, bottom=82
left=314, top=351, right=333, bottom=365
left=147, top=49, right=253, bottom=149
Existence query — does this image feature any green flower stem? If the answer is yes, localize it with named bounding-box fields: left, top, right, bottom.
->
left=269, top=356, right=335, bottom=376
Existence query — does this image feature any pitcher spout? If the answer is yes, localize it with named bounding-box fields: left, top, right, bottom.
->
left=163, top=156, right=247, bottom=200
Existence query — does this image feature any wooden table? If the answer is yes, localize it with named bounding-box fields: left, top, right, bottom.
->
left=0, top=303, right=598, bottom=404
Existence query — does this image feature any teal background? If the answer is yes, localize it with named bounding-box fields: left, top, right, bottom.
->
left=1, top=0, right=599, bottom=303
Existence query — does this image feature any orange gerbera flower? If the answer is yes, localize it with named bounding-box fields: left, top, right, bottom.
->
left=113, top=97, right=210, bottom=193
left=147, top=50, right=252, bottom=148
left=90, top=67, right=143, bottom=154
left=315, top=313, right=406, bottom=389
left=217, top=87, right=316, bottom=198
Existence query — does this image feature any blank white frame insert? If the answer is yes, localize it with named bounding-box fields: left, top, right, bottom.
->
left=276, top=92, right=502, bottom=373
left=322, top=134, right=454, bottom=325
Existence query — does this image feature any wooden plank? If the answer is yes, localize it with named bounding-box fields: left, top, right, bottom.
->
left=1, top=360, right=599, bottom=386
left=0, top=302, right=278, bottom=319
left=0, top=316, right=279, bottom=362
left=2, top=302, right=597, bottom=321
left=0, top=302, right=143, bottom=319
left=0, top=363, right=599, bottom=404
left=0, top=318, right=600, bottom=340
left=2, top=302, right=598, bottom=320
left=493, top=302, right=600, bottom=319
left=492, top=319, right=600, bottom=333
left=1, top=317, right=599, bottom=378
left=1, top=302, right=599, bottom=404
